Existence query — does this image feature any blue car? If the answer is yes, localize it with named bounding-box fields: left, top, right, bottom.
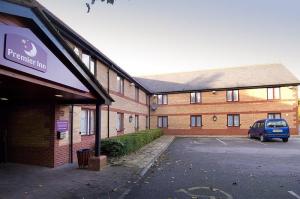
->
left=248, top=119, right=290, bottom=142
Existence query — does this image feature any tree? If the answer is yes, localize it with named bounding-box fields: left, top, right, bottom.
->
left=86, top=0, right=114, bottom=13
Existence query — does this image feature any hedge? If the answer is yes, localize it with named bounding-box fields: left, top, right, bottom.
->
left=101, top=129, right=163, bottom=157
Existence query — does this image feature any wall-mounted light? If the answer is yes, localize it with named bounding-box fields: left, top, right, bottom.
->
left=0, top=97, right=8, bottom=101
left=212, top=91, right=217, bottom=94
left=213, top=115, right=217, bottom=121
left=288, top=86, right=294, bottom=90
left=129, top=115, right=133, bottom=123
left=130, top=82, right=135, bottom=86
left=55, top=94, right=63, bottom=98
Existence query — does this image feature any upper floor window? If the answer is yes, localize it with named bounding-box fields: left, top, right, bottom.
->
left=82, top=53, right=95, bottom=75
left=227, top=90, right=239, bottom=102
left=74, top=47, right=80, bottom=56
left=157, top=94, right=168, bottom=105
left=117, top=76, right=124, bottom=94
left=268, top=113, right=281, bottom=119
left=158, top=116, right=168, bottom=128
left=227, top=114, right=240, bottom=127
left=80, top=109, right=95, bottom=135
left=190, top=92, right=201, bottom=104
left=191, top=115, right=202, bottom=127
left=135, top=87, right=139, bottom=102
left=267, top=87, right=280, bottom=100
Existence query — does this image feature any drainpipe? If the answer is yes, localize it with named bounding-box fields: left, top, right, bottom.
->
left=148, top=95, right=151, bottom=129
left=107, top=68, right=110, bottom=138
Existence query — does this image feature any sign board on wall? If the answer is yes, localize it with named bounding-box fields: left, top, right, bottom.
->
left=0, top=24, right=88, bottom=92
left=56, top=120, right=69, bottom=132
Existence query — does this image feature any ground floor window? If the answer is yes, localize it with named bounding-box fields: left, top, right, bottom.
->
left=190, top=115, right=202, bottom=127
left=116, top=112, right=124, bottom=132
left=158, top=116, right=168, bottom=128
left=227, top=114, right=240, bottom=127
left=134, top=115, right=139, bottom=131
left=80, top=109, right=95, bottom=135
left=268, top=113, right=281, bottom=119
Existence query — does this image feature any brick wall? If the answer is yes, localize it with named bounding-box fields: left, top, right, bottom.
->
left=150, top=86, right=299, bottom=136
left=64, top=40, right=149, bottom=138
left=6, top=104, right=55, bottom=167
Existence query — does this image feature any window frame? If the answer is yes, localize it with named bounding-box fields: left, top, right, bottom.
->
left=226, top=90, right=239, bottom=102
left=80, top=109, right=96, bottom=136
left=190, top=92, right=202, bottom=104
left=227, top=114, right=240, bottom=127
left=135, top=87, right=139, bottom=102
left=190, top=115, right=202, bottom=127
left=267, top=87, right=281, bottom=100
left=134, top=115, right=139, bottom=131
left=116, top=112, right=124, bottom=133
left=157, top=94, right=168, bottom=105
left=81, top=52, right=96, bottom=75
left=117, top=76, right=124, bottom=95
left=268, top=113, right=281, bottom=119
left=157, top=116, right=168, bottom=128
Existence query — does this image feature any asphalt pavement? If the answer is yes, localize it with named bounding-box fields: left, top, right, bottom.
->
left=123, top=137, right=300, bottom=199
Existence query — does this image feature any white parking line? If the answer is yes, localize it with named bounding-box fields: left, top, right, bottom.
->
left=288, top=191, right=300, bottom=199
left=216, top=138, right=227, bottom=146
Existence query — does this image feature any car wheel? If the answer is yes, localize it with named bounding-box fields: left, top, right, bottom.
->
left=248, top=133, right=252, bottom=139
left=260, top=135, right=266, bottom=142
left=282, top=138, right=289, bottom=143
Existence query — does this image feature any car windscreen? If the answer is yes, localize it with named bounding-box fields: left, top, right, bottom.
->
left=266, top=120, right=287, bottom=128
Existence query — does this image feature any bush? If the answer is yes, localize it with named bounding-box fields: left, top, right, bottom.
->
left=101, top=129, right=163, bottom=157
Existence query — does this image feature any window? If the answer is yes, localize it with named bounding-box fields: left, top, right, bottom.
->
left=267, top=87, right=280, bottom=100
left=227, top=114, right=240, bottom=127
left=157, top=94, right=168, bottom=105
left=116, top=112, right=124, bottom=132
left=226, top=90, right=239, bottom=102
left=74, top=47, right=80, bottom=56
left=266, top=120, right=287, bottom=128
left=190, top=92, right=201, bottom=104
left=268, top=113, right=281, bottom=119
left=135, top=87, right=139, bottom=102
left=117, top=76, right=124, bottom=94
left=80, top=109, right=96, bottom=135
left=82, top=53, right=96, bottom=75
left=134, top=115, right=139, bottom=131
left=190, top=115, right=202, bottom=127
left=158, top=116, right=168, bottom=128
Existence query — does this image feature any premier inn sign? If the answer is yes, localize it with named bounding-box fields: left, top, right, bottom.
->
left=4, top=33, right=47, bottom=73
left=0, top=24, right=88, bottom=92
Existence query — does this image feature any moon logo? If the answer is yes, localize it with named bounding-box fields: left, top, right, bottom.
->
left=22, top=39, right=37, bottom=58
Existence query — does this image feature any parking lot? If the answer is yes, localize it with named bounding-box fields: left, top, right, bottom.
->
left=124, top=137, right=300, bottom=199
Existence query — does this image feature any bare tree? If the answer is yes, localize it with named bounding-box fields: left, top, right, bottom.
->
left=86, top=0, right=115, bottom=13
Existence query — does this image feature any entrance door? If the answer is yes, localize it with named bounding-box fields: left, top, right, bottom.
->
left=0, top=102, right=7, bottom=163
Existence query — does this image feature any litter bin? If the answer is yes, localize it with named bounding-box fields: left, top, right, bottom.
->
left=77, top=149, right=91, bottom=169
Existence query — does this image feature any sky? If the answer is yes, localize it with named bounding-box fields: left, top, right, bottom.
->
left=37, top=0, right=300, bottom=79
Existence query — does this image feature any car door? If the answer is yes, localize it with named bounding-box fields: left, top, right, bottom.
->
left=251, top=122, right=258, bottom=137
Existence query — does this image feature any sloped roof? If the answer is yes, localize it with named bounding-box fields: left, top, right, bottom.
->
left=134, top=64, right=300, bottom=93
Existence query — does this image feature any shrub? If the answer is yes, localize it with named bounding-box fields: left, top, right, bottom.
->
left=101, top=129, right=163, bottom=157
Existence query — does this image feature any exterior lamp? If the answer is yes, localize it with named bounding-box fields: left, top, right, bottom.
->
left=213, top=115, right=217, bottom=121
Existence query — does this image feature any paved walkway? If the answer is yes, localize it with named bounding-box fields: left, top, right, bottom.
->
left=111, top=135, right=175, bottom=175
left=0, top=135, right=175, bottom=199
